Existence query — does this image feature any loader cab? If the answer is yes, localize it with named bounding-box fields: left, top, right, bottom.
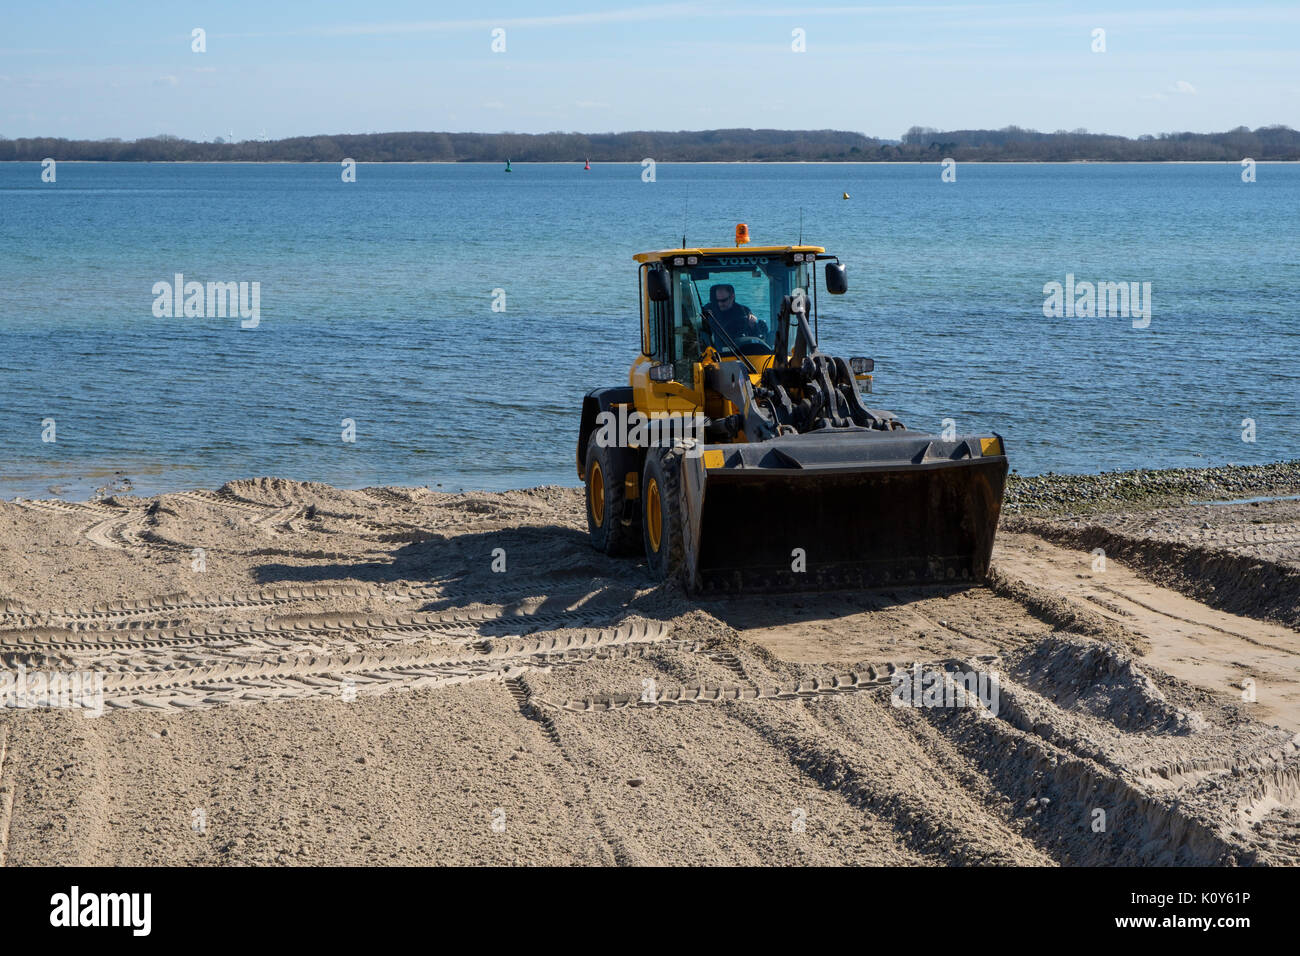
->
left=637, top=247, right=823, bottom=383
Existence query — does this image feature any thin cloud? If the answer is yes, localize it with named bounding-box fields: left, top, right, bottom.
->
left=214, top=5, right=704, bottom=39
left=211, top=4, right=1300, bottom=40
left=211, top=3, right=1026, bottom=40
left=1142, top=80, right=1198, bottom=101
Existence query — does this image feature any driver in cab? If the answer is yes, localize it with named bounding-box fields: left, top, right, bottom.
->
left=704, top=284, right=766, bottom=341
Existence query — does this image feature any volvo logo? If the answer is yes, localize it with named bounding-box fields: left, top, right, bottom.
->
left=717, top=256, right=769, bottom=266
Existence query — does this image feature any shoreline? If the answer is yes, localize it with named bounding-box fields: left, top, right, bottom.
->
left=7, top=459, right=1300, bottom=512
left=1003, top=459, right=1300, bottom=515
left=6, top=159, right=1300, bottom=165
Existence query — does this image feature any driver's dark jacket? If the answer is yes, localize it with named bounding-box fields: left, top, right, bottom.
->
left=705, top=302, right=758, bottom=339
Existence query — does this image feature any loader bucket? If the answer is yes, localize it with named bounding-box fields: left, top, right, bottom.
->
left=678, top=431, right=1008, bottom=593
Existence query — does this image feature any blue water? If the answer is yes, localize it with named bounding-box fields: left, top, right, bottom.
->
left=0, top=162, right=1296, bottom=499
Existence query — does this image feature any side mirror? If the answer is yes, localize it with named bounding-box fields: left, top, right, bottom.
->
left=825, top=262, right=847, bottom=295
left=649, top=363, right=674, bottom=383
left=647, top=268, right=671, bottom=303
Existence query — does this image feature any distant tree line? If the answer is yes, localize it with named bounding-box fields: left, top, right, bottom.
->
left=897, top=124, right=1300, bottom=162
left=1, top=126, right=1296, bottom=162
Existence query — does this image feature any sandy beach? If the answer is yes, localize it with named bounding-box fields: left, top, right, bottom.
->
left=0, top=464, right=1297, bottom=866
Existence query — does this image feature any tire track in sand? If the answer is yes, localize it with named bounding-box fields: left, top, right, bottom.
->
left=505, top=672, right=641, bottom=865
left=0, top=731, right=14, bottom=867
left=89, top=619, right=674, bottom=713
left=0, top=584, right=623, bottom=627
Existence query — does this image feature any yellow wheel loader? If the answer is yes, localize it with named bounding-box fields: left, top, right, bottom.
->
left=577, top=229, right=1008, bottom=592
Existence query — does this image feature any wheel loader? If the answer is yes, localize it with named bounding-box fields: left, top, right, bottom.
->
left=577, top=227, right=1008, bottom=592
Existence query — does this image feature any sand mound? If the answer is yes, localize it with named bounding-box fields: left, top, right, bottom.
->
left=1010, top=499, right=1300, bottom=629
left=1011, top=636, right=1204, bottom=735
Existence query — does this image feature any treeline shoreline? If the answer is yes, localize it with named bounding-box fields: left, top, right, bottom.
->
left=3, top=125, right=1297, bottom=163
left=10, top=159, right=1299, bottom=165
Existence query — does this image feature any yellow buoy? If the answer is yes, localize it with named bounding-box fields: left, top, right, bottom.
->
left=842, top=192, right=850, bottom=200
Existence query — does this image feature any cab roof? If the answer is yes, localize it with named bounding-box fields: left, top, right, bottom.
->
left=633, top=245, right=826, bottom=263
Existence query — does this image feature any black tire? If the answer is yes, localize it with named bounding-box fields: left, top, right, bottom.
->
left=642, top=447, right=686, bottom=584
left=584, top=434, right=641, bottom=556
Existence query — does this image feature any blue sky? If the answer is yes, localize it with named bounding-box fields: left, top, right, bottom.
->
left=2, top=1, right=1297, bottom=140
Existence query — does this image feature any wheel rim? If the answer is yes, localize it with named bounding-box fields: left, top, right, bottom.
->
left=646, top=477, right=662, bottom=552
left=590, top=460, right=605, bottom=528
